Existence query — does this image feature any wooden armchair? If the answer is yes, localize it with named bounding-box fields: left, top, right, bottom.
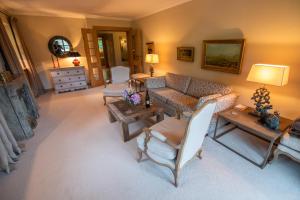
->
left=136, top=100, right=217, bottom=187
left=102, top=66, right=130, bottom=105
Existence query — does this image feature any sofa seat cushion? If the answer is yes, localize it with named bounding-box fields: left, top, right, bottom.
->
left=149, top=87, right=188, bottom=103
left=167, top=93, right=198, bottom=112
left=148, top=88, right=171, bottom=103
left=165, top=73, right=191, bottom=93
left=186, top=78, right=232, bottom=98
left=277, top=144, right=300, bottom=160
left=280, top=133, right=300, bottom=152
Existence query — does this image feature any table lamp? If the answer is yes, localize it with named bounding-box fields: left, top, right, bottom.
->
left=145, top=54, right=159, bottom=77
left=69, top=51, right=81, bottom=66
left=247, top=64, right=290, bottom=116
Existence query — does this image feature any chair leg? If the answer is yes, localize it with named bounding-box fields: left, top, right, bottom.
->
left=270, top=148, right=280, bottom=164
left=137, top=148, right=143, bottom=162
left=197, top=149, right=202, bottom=159
left=174, top=169, right=180, bottom=187
left=103, top=96, right=107, bottom=105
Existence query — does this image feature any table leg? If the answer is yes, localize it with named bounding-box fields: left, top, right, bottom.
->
left=261, top=139, right=276, bottom=168
left=134, top=80, right=138, bottom=92
left=156, top=111, right=164, bottom=122
left=140, top=82, right=142, bottom=92
left=213, top=116, right=220, bottom=139
left=108, top=110, right=116, bottom=123
left=122, top=122, right=130, bottom=142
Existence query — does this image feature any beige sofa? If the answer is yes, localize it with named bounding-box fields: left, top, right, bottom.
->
left=145, top=73, right=238, bottom=135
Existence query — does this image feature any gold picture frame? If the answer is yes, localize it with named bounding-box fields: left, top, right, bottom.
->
left=146, top=41, right=155, bottom=54
left=177, top=47, right=194, bottom=62
left=201, top=39, right=245, bottom=74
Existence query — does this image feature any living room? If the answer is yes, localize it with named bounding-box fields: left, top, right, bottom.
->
left=0, top=0, right=299, bottom=200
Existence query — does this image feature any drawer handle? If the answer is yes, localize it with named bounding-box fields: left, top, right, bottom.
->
left=70, top=84, right=73, bottom=86
left=80, top=83, right=82, bottom=85
left=59, top=79, right=61, bottom=82
left=69, top=78, right=71, bottom=80
left=77, top=71, right=79, bottom=73
left=57, top=73, right=60, bottom=75
left=60, top=85, right=63, bottom=87
left=78, top=77, right=80, bottom=79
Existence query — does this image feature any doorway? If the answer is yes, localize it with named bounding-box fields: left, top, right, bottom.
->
left=82, top=26, right=143, bottom=87
left=97, top=31, right=129, bottom=81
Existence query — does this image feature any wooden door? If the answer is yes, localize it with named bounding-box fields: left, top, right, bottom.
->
left=99, top=33, right=116, bottom=69
left=82, top=28, right=104, bottom=87
left=128, top=29, right=143, bottom=74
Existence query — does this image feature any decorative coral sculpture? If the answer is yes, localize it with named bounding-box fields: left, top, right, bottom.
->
left=251, top=87, right=272, bottom=116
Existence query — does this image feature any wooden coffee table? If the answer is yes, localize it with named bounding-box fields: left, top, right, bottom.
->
left=106, top=100, right=164, bottom=142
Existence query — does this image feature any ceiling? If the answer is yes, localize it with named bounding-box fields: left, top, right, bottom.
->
left=0, top=0, right=192, bottom=20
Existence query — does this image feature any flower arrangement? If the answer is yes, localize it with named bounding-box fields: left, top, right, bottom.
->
left=122, top=89, right=142, bottom=106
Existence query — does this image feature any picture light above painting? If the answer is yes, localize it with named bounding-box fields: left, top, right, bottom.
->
left=201, top=39, right=245, bottom=74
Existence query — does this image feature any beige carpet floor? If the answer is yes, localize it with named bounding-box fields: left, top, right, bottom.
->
left=0, top=87, right=299, bottom=200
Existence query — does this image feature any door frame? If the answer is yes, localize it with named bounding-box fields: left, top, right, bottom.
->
left=92, top=26, right=133, bottom=74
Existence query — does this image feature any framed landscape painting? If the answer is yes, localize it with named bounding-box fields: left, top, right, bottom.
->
left=201, top=39, right=245, bottom=74
left=177, top=47, right=194, bottom=62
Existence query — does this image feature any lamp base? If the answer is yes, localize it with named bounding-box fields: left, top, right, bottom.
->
left=250, top=86, right=272, bottom=117
left=72, top=58, right=80, bottom=66
left=150, top=66, right=154, bottom=77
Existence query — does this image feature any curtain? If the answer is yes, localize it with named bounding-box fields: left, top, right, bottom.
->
left=0, top=109, right=21, bottom=173
left=9, top=17, right=45, bottom=96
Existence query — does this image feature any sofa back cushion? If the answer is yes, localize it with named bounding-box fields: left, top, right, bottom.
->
left=187, top=78, right=232, bottom=98
left=165, top=73, right=191, bottom=93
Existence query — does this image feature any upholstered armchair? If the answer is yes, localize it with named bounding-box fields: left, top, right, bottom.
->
left=102, top=66, right=130, bottom=105
left=136, top=100, right=217, bottom=187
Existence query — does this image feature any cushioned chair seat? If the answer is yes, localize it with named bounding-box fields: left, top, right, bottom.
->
left=137, top=117, right=188, bottom=161
left=150, top=117, right=187, bottom=146
left=137, top=133, right=177, bottom=160
left=102, top=83, right=128, bottom=96
left=277, top=144, right=300, bottom=160
left=280, top=133, right=300, bottom=152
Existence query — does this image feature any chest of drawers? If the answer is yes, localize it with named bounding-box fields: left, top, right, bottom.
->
left=49, top=66, right=88, bottom=93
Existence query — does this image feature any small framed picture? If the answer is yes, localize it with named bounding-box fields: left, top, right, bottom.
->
left=177, top=47, right=194, bottom=62
left=146, top=42, right=155, bottom=54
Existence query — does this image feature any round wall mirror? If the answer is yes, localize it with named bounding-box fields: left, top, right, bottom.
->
left=48, top=36, right=73, bottom=58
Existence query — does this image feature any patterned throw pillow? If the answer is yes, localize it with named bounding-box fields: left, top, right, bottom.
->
left=195, top=93, right=222, bottom=110
left=145, top=76, right=166, bottom=88
left=165, top=73, right=191, bottom=93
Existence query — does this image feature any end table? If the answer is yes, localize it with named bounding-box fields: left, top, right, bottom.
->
left=214, top=107, right=292, bottom=169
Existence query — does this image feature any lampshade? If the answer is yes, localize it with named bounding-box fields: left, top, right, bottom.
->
left=68, top=51, right=81, bottom=57
left=145, top=54, right=159, bottom=64
left=247, top=64, right=289, bottom=86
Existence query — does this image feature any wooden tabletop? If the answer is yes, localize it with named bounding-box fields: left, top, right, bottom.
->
left=107, top=100, right=164, bottom=124
left=219, top=108, right=293, bottom=141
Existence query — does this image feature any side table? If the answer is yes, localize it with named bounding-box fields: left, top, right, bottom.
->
left=131, top=73, right=151, bottom=92
left=214, top=107, right=292, bottom=169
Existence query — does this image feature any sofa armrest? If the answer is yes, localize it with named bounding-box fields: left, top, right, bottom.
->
left=214, top=93, right=239, bottom=113
left=145, top=76, right=166, bottom=89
